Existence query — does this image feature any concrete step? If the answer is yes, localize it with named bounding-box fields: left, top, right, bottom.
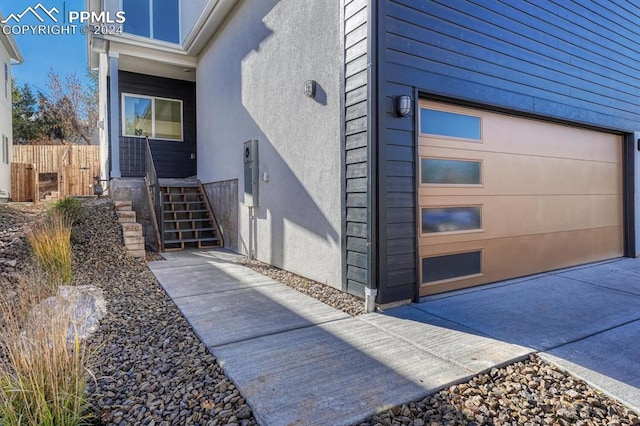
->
left=113, top=200, right=147, bottom=259
left=123, top=230, right=142, bottom=238
left=126, top=249, right=146, bottom=259
left=117, top=210, right=136, bottom=222
left=124, top=236, right=145, bottom=246
left=122, top=222, right=142, bottom=232
left=114, top=200, right=133, bottom=211
left=126, top=242, right=145, bottom=251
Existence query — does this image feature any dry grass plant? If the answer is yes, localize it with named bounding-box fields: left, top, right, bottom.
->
left=25, top=213, right=73, bottom=286
left=49, top=197, right=82, bottom=225
left=0, top=272, right=91, bottom=425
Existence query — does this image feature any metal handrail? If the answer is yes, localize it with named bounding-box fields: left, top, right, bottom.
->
left=144, top=137, right=164, bottom=250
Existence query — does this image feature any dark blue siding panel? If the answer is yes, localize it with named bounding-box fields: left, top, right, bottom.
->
left=118, top=71, right=197, bottom=178
left=344, top=0, right=369, bottom=298
left=382, top=0, right=640, bottom=130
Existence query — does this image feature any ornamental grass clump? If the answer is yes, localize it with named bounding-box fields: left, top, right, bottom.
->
left=49, top=197, right=82, bottom=224
left=0, top=275, right=91, bottom=426
left=26, top=213, right=73, bottom=285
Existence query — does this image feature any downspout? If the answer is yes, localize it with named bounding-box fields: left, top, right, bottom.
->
left=632, top=132, right=639, bottom=257
left=365, top=0, right=379, bottom=313
left=108, top=51, right=121, bottom=178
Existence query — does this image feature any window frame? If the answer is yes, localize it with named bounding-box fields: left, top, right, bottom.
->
left=121, top=93, right=184, bottom=141
left=420, top=157, right=484, bottom=187
left=421, top=250, right=484, bottom=284
left=421, top=205, right=483, bottom=236
left=419, top=106, right=483, bottom=142
left=120, top=0, right=181, bottom=44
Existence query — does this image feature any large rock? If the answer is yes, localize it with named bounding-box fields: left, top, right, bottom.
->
left=27, top=285, right=107, bottom=345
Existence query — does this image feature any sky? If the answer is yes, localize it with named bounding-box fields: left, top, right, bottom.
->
left=0, top=0, right=91, bottom=95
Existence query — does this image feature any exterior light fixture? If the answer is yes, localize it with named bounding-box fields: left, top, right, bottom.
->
left=304, top=80, right=316, bottom=98
left=396, top=95, right=412, bottom=117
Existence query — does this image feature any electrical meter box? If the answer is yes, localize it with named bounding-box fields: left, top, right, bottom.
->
left=243, top=139, right=259, bottom=207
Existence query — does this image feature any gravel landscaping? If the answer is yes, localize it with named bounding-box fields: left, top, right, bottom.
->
left=71, top=199, right=257, bottom=425
left=0, top=199, right=638, bottom=425
left=358, top=355, right=639, bottom=426
left=238, top=258, right=365, bottom=316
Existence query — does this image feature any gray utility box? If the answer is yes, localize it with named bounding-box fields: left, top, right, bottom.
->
left=244, top=139, right=259, bottom=207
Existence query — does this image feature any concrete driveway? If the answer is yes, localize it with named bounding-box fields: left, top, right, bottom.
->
left=412, top=257, right=640, bottom=412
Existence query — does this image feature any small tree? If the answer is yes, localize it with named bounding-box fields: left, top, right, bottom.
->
left=39, top=69, right=98, bottom=145
left=11, top=79, right=45, bottom=144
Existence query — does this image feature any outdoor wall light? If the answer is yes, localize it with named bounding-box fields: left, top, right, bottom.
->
left=304, top=80, right=316, bottom=98
left=396, top=95, right=412, bottom=117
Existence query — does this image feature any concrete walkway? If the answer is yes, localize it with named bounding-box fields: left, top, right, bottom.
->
left=148, top=251, right=640, bottom=425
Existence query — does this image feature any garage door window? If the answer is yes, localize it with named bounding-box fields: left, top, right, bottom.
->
left=422, top=206, right=482, bottom=234
left=421, top=158, right=482, bottom=185
left=422, top=251, right=482, bottom=283
left=420, top=108, right=481, bottom=140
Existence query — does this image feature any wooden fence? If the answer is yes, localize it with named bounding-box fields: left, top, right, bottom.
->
left=11, top=163, right=38, bottom=202
left=11, top=145, right=101, bottom=201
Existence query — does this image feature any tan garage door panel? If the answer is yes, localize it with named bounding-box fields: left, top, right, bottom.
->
left=418, top=101, right=623, bottom=296
left=419, top=147, right=621, bottom=196
left=420, top=194, right=622, bottom=245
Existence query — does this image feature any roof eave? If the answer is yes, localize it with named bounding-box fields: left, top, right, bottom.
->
left=183, top=0, right=240, bottom=56
left=0, top=14, right=24, bottom=64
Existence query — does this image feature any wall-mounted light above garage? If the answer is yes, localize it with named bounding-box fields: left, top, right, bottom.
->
left=396, top=95, right=412, bottom=117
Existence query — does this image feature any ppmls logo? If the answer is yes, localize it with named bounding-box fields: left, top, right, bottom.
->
left=1, top=3, right=125, bottom=36
left=1, top=3, right=59, bottom=23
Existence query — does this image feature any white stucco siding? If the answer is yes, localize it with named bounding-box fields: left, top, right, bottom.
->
left=0, top=46, right=12, bottom=196
left=197, top=0, right=343, bottom=287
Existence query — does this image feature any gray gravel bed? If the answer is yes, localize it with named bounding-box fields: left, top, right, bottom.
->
left=356, top=354, right=638, bottom=426
left=0, top=203, right=40, bottom=285
left=71, top=199, right=257, bottom=425
left=238, top=258, right=365, bottom=316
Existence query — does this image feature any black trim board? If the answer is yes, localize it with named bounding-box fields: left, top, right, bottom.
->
left=623, top=133, right=636, bottom=258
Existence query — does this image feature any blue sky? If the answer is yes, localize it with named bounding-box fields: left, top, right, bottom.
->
left=0, top=0, right=90, bottom=94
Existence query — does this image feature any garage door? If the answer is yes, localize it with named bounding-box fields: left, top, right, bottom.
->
left=419, top=100, right=623, bottom=296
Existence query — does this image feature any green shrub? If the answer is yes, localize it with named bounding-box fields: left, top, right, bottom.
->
left=26, top=214, right=73, bottom=285
left=0, top=275, right=90, bottom=426
left=49, top=197, right=82, bottom=224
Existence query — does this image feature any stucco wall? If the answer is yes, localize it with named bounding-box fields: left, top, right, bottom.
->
left=0, top=46, right=12, bottom=196
left=197, top=0, right=342, bottom=287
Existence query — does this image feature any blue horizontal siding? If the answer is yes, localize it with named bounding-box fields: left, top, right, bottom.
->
left=382, top=0, right=640, bottom=131
left=118, top=71, right=197, bottom=178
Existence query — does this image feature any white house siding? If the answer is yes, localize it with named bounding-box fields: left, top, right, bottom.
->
left=0, top=46, right=13, bottom=196
left=197, top=0, right=343, bottom=288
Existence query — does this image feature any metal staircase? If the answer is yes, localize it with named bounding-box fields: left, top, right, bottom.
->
left=158, top=179, right=223, bottom=251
